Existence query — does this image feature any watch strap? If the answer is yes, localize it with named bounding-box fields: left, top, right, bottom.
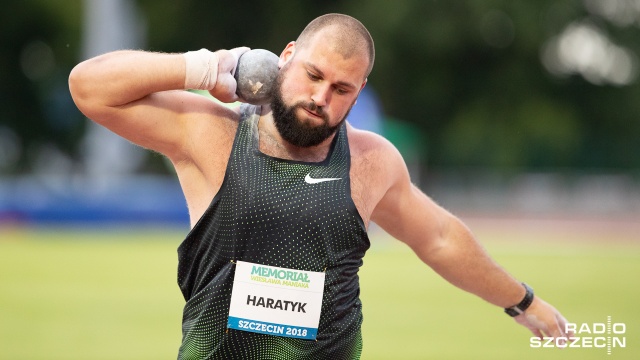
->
left=504, top=283, right=534, bottom=317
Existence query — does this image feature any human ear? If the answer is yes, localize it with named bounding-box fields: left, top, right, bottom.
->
left=278, top=41, right=296, bottom=68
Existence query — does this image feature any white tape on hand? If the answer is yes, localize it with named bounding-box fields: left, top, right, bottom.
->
left=183, top=48, right=219, bottom=90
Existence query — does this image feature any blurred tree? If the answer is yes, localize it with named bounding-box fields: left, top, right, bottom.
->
left=137, top=0, right=344, bottom=53
left=0, top=0, right=84, bottom=173
left=345, top=0, right=640, bottom=171
left=136, top=0, right=640, bottom=172
left=2, top=0, right=639, bottom=175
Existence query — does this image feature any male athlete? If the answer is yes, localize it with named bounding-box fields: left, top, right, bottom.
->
left=69, top=13, right=571, bottom=360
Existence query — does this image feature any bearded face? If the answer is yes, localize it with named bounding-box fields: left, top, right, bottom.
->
left=269, top=64, right=354, bottom=148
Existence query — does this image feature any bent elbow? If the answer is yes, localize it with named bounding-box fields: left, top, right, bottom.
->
left=68, top=64, right=91, bottom=112
left=68, top=62, right=107, bottom=123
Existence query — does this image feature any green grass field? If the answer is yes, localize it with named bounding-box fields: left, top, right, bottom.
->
left=0, top=222, right=638, bottom=360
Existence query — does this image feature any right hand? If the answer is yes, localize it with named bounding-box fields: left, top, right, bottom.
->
left=513, top=296, right=573, bottom=346
left=209, top=47, right=250, bottom=103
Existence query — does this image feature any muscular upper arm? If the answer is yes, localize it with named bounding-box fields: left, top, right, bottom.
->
left=95, top=90, right=237, bottom=162
left=68, top=50, right=238, bottom=163
left=74, top=85, right=239, bottom=166
left=370, top=142, right=453, bottom=257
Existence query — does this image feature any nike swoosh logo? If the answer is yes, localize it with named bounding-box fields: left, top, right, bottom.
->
left=304, top=173, right=342, bottom=184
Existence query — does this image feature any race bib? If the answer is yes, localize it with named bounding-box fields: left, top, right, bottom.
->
left=227, top=261, right=325, bottom=340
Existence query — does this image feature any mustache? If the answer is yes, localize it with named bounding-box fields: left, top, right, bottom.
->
left=297, top=101, right=326, bottom=120
left=307, top=101, right=321, bottom=114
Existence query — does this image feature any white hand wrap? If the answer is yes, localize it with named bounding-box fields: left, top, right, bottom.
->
left=183, top=48, right=219, bottom=90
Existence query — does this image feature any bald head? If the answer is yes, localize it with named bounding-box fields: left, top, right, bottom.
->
left=296, top=14, right=375, bottom=78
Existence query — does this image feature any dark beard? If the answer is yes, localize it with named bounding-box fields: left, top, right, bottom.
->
left=270, top=73, right=350, bottom=148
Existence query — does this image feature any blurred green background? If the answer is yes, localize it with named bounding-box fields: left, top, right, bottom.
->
left=3, top=0, right=640, bottom=173
left=1, top=226, right=638, bottom=359
left=1, top=0, right=639, bottom=359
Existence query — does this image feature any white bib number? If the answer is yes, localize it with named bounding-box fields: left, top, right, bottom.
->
left=227, top=261, right=325, bottom=340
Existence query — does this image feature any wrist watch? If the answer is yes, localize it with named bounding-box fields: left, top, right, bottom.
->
left=504, top=283, right=534, bottom=317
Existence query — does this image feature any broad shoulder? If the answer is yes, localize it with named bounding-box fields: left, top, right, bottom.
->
left=180, top=96, right=241, bottom=162
left=172, top=98, right=243, bottom=226
left=184, top=95, right=241, bottom=136
left=346, top=123, right=407, bottom=223
left=347, top=123, right=404, bottom=174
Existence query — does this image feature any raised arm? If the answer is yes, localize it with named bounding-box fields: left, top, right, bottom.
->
left=370, top=141, right=572, bottom=341
left=68, top=48, right=247, bottom=161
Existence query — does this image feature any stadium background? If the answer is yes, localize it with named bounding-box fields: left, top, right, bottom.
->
left=1, top=1, right=638, bottom=359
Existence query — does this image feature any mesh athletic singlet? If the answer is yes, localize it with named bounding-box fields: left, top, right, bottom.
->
left=176, top=104, right=370, bottom=360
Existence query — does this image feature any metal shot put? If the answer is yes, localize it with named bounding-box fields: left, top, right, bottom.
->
left=234, top=49, right=279, bottom=105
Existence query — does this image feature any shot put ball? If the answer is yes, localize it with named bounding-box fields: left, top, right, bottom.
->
left=234, top=49, right=279, bottom=105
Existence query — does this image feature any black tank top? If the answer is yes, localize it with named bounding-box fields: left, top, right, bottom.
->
left=177, top=104, right=370, bottom=360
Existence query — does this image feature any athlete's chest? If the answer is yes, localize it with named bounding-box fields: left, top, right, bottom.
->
left=256, top=131, right=374, bottom=228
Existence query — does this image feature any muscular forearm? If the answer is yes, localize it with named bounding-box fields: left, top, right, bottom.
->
left=416, top=215, right=573, bottom=342
left=372, top=132, right=571, bottom=341
left=69, top=50, right=185, bottom=110
left=417, top=216, right=526, bottom=308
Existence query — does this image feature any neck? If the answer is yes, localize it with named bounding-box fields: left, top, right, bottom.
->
left=258, top=107, right=337, bottom=163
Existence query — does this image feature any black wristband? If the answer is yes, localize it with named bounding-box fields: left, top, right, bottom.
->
left=504, top=283, right=534, bottom=317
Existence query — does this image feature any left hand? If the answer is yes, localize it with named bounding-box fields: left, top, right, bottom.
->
left=514, top=296, right=573, bottom=344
